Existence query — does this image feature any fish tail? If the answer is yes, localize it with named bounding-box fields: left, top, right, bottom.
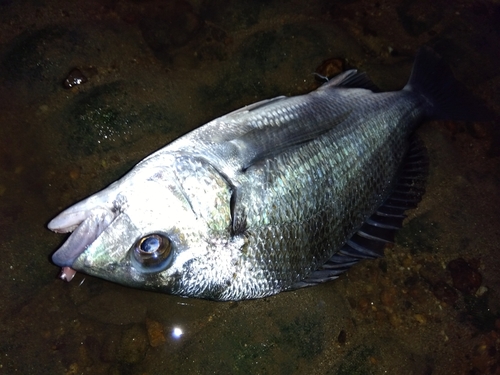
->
left=403, top=47, right=492, bottom=121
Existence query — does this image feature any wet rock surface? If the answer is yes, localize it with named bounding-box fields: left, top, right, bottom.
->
left=0, top=0, right=499, bottom=374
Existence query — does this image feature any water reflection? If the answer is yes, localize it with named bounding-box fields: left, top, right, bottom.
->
left=171, top=327, right=183, bottom=339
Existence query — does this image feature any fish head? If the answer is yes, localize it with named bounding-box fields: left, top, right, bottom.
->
left=48, top=154, right=232, bottom=296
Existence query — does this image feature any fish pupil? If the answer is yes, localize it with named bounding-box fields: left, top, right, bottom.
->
left=141, top=236, right=160, bottom=253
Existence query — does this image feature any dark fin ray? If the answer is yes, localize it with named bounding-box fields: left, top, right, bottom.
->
left=290, top=135, right=428, bottom=289
left=358, top=223, right=395, bottom=243
left=318, top=70, right=380, bottom=92
left=339, top=245, right=382, bottom=260
left=345, top=235, right=387, bottom=258
left=365, top=214, right=403, bottom=230
left=404, top=46, right=494, bottom=121
left=292, top=254, right=362, bottom=289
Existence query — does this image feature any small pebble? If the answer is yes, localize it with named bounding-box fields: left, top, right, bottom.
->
left=476, top=285, right=488, bottom=297
left=414, top=314, right=427, bottom=324
left=63, top=68, right=88, bottom=89
left=315, top=57, right=344, bottom=80
left=146, top=318, right=166, bottom=347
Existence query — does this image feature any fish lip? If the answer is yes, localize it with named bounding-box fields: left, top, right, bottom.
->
left=48, top=210, right=91, bottom=233
left=51, top=207, right=116, bottom=268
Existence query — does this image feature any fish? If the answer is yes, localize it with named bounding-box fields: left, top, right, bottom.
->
left=48, top=47, right=488, bottom=301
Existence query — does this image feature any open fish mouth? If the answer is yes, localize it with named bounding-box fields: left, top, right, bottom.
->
left=48, top=207, right=116, bottom=281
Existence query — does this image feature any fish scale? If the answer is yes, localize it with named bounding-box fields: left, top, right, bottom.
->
left=48, top=47, right=489, bottom=300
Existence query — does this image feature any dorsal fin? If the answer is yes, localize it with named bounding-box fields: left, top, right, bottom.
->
left=223, top=96, right=288, bottom=117
left=290, top=135, right=428, bottom=289
left=317, top=69, right=380, bottom=92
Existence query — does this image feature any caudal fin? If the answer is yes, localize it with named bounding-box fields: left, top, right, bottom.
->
left=403, top=47, right=493, bottom=121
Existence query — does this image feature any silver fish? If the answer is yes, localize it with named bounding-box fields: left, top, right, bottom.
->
left=48, top=47, right=484, bottom=301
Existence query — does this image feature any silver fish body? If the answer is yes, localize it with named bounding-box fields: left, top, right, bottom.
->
left=48, top=48, right=480, bottom=300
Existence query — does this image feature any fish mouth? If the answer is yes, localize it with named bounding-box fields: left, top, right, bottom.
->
left=48, top=207, right=116, bottom=281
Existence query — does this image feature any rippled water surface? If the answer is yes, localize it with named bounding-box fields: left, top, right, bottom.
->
left=1, top=1, right=499, bottom=374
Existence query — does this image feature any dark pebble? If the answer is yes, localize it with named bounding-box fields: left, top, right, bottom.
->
left=337, top=329, right=347, bottom=345
left=315, top=57, right=344, bottom=81
left=63, top=68, right=88, bottom=89
left=448, top=258, right=482, bottom=295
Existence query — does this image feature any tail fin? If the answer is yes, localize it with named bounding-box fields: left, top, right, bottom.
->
left=403, top=47, right=493, bottom=121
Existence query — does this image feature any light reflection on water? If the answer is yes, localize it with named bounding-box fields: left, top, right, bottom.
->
left=171, top=327, right=184, bottom=339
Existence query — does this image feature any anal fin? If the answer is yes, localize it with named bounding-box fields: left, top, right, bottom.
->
left=291, top=135, right=429, bottom=289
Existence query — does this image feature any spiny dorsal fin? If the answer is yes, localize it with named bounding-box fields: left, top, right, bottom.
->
left=317, top=70, right=380, bottom=92
left=223, top=96, right=288, bottom=117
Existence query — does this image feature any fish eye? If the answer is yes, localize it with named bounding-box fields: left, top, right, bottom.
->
left=132, top=234, right=172, bottom=271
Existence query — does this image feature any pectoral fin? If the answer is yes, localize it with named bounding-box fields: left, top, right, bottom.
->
left=231, top=110, right=351, bottom=171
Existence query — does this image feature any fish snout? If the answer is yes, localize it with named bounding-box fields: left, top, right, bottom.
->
left=50, top=207, right=116, bottom=268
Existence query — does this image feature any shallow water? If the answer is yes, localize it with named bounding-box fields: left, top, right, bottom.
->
left=1, top=0, right=499, bottom=374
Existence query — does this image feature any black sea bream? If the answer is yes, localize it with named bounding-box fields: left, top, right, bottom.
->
left=48, top=47, right=485, bottom=301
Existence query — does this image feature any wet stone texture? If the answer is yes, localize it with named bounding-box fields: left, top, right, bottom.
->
left=0, top=0, right=499, bottom=374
